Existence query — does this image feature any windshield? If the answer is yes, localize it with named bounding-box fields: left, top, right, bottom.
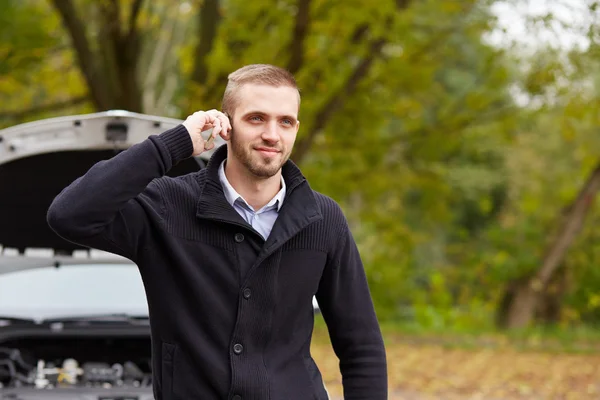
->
left=0, top=264, right=148, bottom=322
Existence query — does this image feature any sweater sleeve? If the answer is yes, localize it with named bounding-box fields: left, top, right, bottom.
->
left=46, top=124, right=193, bottom=262
left=316, top=216, right=388, bottom=399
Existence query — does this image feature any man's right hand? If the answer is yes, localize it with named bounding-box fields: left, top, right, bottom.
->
left=182, top=110, right=232, bottom=156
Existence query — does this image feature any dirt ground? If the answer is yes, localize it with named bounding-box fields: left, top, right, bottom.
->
left=311, top=333, right=600, bottom=399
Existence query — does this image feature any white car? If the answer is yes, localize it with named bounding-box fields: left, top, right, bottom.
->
left=0, top=111, right=320, bottom=399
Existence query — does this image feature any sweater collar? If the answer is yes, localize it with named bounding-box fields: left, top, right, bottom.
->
left=195, top=145, right=322, bottom=249
left=218, top=159, right=286, bottom=212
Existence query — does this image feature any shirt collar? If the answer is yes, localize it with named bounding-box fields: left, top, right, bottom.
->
left=218, top=160, right=286, bottom=212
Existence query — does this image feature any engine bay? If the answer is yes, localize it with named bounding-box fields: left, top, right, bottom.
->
left=0, top=334, right=153, bottom=399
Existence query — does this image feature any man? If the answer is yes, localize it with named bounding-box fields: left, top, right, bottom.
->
left=47, top=64, right=387, bottom=400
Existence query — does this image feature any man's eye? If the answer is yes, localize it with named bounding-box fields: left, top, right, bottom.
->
left=282, top=119, right=293, bottom=125
left=250, top=116, right=263, bottom=121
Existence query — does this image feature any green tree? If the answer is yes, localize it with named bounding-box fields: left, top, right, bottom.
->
left=1, top=0, right=532, bottom=326
left=496, top=3, right=600, bottom=327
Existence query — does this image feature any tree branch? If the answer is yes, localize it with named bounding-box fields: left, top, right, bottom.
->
left=536, top=163, right=600, bottom=285
left=0, top=96, right=90, bottom=120
left=350, top=23, right=369, bottom=44
left=191, top=0, right=222, bottom=85
left=291, top=36, right=386, bottom=164
left=291, top=0, right=479, bottom=165
left=502, top=160, right=600, bottom=328
left=108, top=0, right=122, bottom=34
left=287, top=0, right=311, bottom=74
left=292, top=19, right=368, bottom=96
left=97, top=2, right=122, bottom=108
left=96, top=0, right=143, bottom=112
left=290, top=0, right=413, bottom=164
left=50, top=0, right=110, bottom=110
left=394, top=104, right=515, bottom=167
left=143, top=17, right=177, bottom=111
left=290, top=1, right=407, bottom=164
left=156, top=74, right=179, bottom=112
left=128, top=0, right=144, bottom=39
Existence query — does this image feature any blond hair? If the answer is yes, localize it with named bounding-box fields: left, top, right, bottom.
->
left=221, top=64, right=300, bottom=118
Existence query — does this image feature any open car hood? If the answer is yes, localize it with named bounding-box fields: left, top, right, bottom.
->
left=0, top=110, right=223, bottom=273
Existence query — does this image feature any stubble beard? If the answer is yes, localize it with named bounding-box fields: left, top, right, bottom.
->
left=230, top=131, right=289, bottom=179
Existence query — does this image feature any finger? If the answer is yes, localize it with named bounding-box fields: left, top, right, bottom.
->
left=217, top=114, right=230, bottom=135
left=218, top=112, right=232, bottom=139
left=219, top=122, right=231, bottom=141
left=194, top=111, right=208, bottom=131
left=205, top=111, right=217, bottom=124
left=221, top=112, right=232, bottom=131
left=204, top=110, right=227, bottom=143
left=194, top=110, right=206, bottom=120
left=205, top=109, right=219, bottom=122
left=211, top=117, right=222, bottom=138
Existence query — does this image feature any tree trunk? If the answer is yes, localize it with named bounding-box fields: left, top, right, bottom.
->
left=500, top=160, right=600, bottom=329
left=51, top=0, right=145, bottom=112
left=537, top=265, right=570, bottom=323
left=51, top=0, right=112, bottom=110
left=191, top=0, right=221, bottom=86
left=116, top=34, right=143, bottom=112
left=502, top=282, right=539, bottom=329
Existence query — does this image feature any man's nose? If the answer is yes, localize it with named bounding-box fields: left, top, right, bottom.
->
left=261, top=121, right=279, bottom=142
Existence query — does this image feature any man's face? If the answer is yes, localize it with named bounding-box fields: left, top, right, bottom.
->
left=227, top=83, right=300, bottom=178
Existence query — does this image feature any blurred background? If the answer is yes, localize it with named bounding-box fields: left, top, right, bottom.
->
left=2, top=0, right=600, bottom=398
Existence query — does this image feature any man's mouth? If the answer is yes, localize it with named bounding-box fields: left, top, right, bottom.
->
left=254, top=147, right=281, bottom=156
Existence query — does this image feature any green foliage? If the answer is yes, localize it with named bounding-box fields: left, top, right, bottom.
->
left=0, top=1, right=89, bottom=120
left=4, top=0, right=600, bottom=332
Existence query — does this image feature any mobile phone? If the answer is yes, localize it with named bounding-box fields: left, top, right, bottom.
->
left=202, top=127, right=215, bottom=147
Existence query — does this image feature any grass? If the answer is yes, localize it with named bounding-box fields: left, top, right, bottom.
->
left=311, top=315, right=600, bottom=399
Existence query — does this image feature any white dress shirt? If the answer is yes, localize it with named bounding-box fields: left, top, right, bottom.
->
left=218, top=160, right=286, bottom=240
